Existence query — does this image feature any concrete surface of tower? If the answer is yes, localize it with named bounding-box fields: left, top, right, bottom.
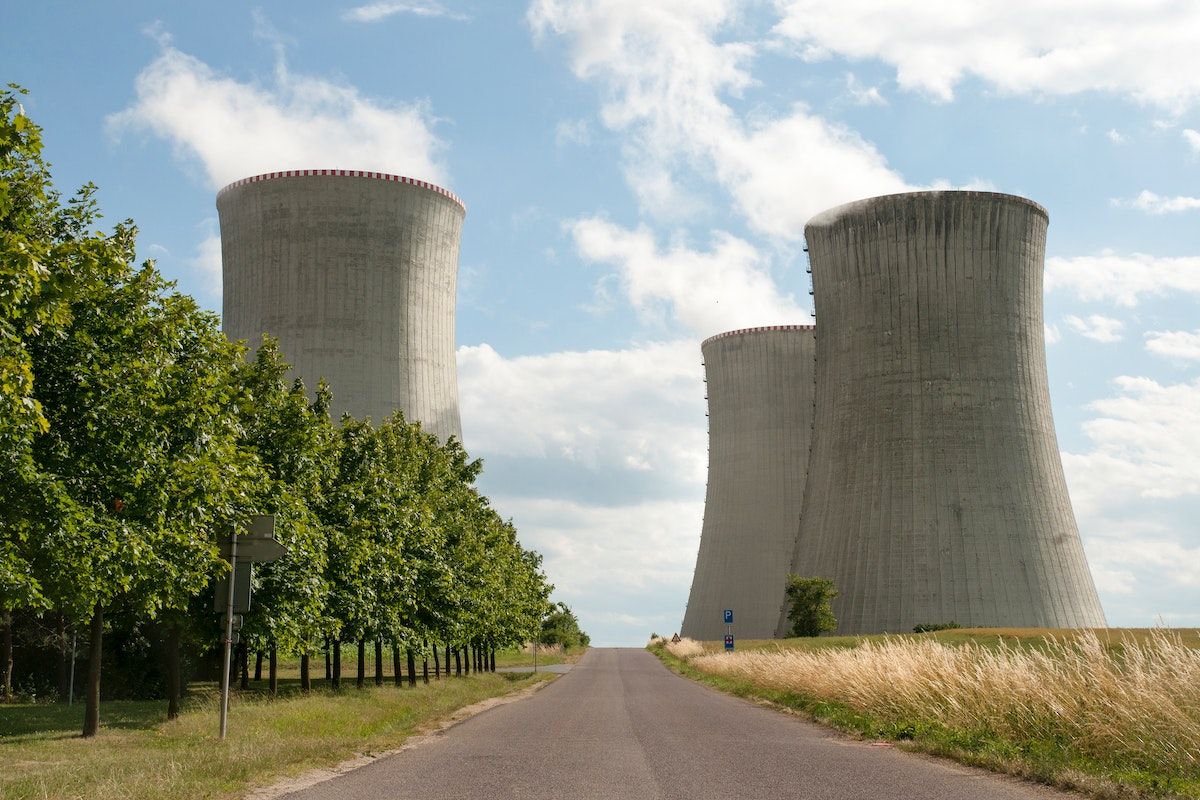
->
left=681, top=326, right=817, bottom=641
left=790, top=191, right=1106, bottom=634
left=218, top=170, right=464, bottom=443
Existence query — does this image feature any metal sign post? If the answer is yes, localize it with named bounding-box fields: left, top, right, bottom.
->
left=216, top=514, right=284, bottom=740
left=219, top=529, right=238, bottom=740
left=723, top=608, right=734, bottom=652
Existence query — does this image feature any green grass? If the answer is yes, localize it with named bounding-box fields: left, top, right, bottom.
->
left=0, top=672, right=552, bottom=800
left=653, top=629, right=1200, bottom=799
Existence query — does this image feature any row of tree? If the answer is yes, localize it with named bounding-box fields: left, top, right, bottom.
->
left=0, top=86, right=558, bottom=735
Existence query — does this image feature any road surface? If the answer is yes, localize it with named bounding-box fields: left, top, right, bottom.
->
left=283, top=648, right=1070, bottom=800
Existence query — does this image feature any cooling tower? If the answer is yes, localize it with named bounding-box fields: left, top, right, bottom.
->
left=218, top=170, right=464, bottom=442
left=681, top=326, right=816, bottom=641
left=790, top=191, right=1106, bottom=634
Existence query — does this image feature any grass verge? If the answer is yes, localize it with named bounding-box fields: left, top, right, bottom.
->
left=0, top=672, right=552, bottom=800
left=651, top=630, right=1200, bottom=799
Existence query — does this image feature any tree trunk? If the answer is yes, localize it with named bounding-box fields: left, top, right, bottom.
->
left=332, top=639, right=341, bottom=689
left=374, top=638, right=383, bottom=687
left=2, top=611, right=13, bottom=700
left=453, top=647, right=461, bottom=676
left=356, top=638, right=365, bottom=689
left=433, top=644, right=441, bottom=679
left=254, top=649, right=263, bottom=682
left=422, top=644, right=429, bottom=685
left=324, top=637, right=331, bottom=681
left=82, top=603, right=103, bottom=737
left=463, top=646, right=470, bottom=675
left=300, top=652, right=311, bottom=692
left=166, top=623, right=181, bottom=720
left=238, top=641, right=250, bottom=690
left=268, top=643, right=278, bottom=697
left=406, top=648, right=417, bottom=687
left=392, top=644, right=402, bottom=687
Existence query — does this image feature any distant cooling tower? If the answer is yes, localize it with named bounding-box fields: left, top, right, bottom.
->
left=681, top=326, right=816, bottom=641
left=218, top=170, right=464, bottom=442
left=789, top=191, right=1106, bottom=634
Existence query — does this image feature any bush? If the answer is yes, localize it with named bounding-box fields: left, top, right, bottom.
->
left=913, top=622, right=962, bottom=633
left=784, top=575, right=837, bottom=637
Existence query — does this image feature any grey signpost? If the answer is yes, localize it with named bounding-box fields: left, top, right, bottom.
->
left=218, top=514, right=284, bottom=739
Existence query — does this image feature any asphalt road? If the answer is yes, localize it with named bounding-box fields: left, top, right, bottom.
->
left=283, top=648, right=1071, bottom=800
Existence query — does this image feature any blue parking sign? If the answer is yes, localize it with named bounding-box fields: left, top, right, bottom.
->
left=723, top=609, right=733, bottom=624
left=724, top=635, right=734, bottom=650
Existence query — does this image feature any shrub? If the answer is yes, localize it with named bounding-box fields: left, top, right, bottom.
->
left=784, top=575, right=837, bottom=637
left=913, top=622, right=962, bottom=633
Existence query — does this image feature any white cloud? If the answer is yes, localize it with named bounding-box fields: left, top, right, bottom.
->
left=554, top=118, right=591, bottom=146
left=1106, top=128, right=1125, bottom=144
left=773, top=1, right=1200, bottom=111
left=1044, top=322, right=1061, bottom=345
left=1184, top=128, right=1200, bottom=152
left=528, top=0, right=908, bottom=239
left=1087, top=536, right=1200, bottom=590
left=1117, top=190, right=1200, bottom=214
left=1063, top=376, right=1200, bottom=513
left=342, top=1, right=468, bottom=22
left=568, top=217, right=808, bottom=338
left=845, top=72, right=886, bottom=106
left=187, top=229, right=223, bottom=300
left=497, top=495, right=701, bottom=595
left=1145, top=329, right=1200, bottom=361
left=458, top=340, right=707, bottom=484
left=491, top=495, right=702, bottom=644
left=458, top=340, right=711, bottom=644
left=109, top=36, right=445, bottom=189
left=1045, top=250, right=1200, bottom=307
left=1064, top=314, right=1124, bottom=343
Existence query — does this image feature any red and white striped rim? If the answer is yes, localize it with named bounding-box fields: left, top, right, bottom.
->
left=217, top=169, right=466, bottom=212
left=702, top=324, right=816, bottom=346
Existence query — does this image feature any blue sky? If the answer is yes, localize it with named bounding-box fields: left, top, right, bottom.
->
left=5, top=1, right=1199, bottom=646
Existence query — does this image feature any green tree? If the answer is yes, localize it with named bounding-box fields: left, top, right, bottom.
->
left=27, top=241, right=251, bottom=735
left=784, top=575, right=838, bottom=637
left=234, top=340, right=331, bottom=695
left=1, top=85, right=130, bottom=696
left=540, top=602, right=588, bottom=652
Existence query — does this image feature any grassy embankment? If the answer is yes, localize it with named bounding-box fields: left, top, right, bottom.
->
left=0, top=651, right=560, bottom=800
left=651, top=629, right=1200, bottom=799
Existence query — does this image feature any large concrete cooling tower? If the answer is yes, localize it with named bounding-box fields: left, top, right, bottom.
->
left=791, top=191, right=1105, bottom=634
left=218, top=169, right=464, bottom=442
left=681, top=326, right=816, bottom=641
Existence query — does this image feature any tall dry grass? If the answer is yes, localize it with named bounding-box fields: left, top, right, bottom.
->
left=688, top=631, right=1200, bottom=777
left=665, top=637, right=707, bottom=659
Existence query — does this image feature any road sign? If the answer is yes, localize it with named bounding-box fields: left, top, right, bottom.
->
left=213, top=566, right=252, bottom=613
left=218, top=515, right=284, bottom=563
left=723, top=609, right=733, bottom=624
left=724, top=635, right=734, bottom=651
left=218, top=514, right=286, bottom=740
left=220, top=536, right=285, bottom=562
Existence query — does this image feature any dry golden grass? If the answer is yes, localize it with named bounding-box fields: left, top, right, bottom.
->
left=665, top=637, right=706, bottom=659
left=686, top=630, right=1200, bottom=780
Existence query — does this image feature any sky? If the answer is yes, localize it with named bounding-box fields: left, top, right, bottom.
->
left=4, top=1, right=1199, bottom=646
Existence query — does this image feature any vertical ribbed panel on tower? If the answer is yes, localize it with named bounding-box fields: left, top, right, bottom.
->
left=793, top=191, right=1106, bottom=633
left=218, top=171, right=464, bottom=442
left=681, top=326, right=816, bottom=641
